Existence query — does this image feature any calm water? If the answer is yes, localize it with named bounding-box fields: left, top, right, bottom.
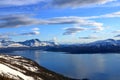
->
left=5, top=50, right=120, bottom=80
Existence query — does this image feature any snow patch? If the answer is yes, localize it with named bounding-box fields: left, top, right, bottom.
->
left=0, top=64, right=34, bottom=80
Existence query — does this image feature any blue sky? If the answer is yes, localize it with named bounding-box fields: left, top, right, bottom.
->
left=0, top=0, right=120, bottom=44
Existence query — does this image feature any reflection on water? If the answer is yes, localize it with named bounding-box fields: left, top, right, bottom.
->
left=6, top=50, right=120, bottom=80
left=34, top=50, right=41, bottom=63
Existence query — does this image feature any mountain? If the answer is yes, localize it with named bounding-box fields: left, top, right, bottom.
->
left=1, top=38, right=120, bottom=53
left=0, top=40, right=26, bottom=48
left=87, top=39, right=117, bottom=47
left=46, top=39, right=120, bottom=53
left=0, top=39, right=58, bottom=48
left=19, top=39, right=57, bottom=47
left=0, top=54, right=70, bottom=80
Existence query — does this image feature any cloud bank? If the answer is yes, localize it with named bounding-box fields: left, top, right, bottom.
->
left=20, top=31, right=40, bottom=36
left=51, top=0, right=115, bottom=8
left=63, top=27, right=87, bottom=35
left=0, top=14, right=104, bottom=36
left=0, top=0, right=116, bottom=8
left=0, top=14, right=40, bottom=28
left=0, top=14, right=104, bottom=29
left=83, top=11, right=120, bottom=19
left=1, top=10, right=120, bottom=36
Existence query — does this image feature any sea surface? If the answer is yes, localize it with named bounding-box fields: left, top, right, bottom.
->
left=4, top=50, right=120, bottom=80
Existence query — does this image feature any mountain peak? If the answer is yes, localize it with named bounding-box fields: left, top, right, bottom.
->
left=106, top=39, right=115, bottom=42
left=26, top=39, right=41, bottom=42
left=18, top=39, right=57, bottom=47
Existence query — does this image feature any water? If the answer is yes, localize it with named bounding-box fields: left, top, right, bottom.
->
left=5, top=50, right=120, bottom=80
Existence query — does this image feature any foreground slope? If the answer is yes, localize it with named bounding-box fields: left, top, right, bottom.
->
left=0, top=54, right=70, bottom=80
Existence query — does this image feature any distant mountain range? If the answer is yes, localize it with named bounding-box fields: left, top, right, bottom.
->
left=0, top=39, right=58, bottom=52
left=47, top=39, right=120, bottom=53
left=1, top=38, right=120, bottom=53
left=0, top=39, right=58, bottom=48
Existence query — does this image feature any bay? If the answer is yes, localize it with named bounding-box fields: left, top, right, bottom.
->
left=5, top=50, right=120, bottom=80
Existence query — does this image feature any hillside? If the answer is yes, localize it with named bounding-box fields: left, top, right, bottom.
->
left=0, top=54, right=70, bottom=80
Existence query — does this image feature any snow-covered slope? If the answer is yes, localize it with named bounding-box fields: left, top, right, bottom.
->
left=0, top=64, right=34, bottom=80
left=0, top=54, right=70, bottom=80
left=8, top=43, right=27, bottom=47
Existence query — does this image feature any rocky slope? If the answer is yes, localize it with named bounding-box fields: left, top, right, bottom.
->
left=0, top=54, right=70, bottom=80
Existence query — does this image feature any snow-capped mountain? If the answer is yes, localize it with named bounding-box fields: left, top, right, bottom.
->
left=0, top=40, right=25, bottom=48
left=19, top=39, right=57, bottom=47
left=86, top=39, right=118, bottom=47
left=47, top=39, right=120, bottom=53
left=0, top=40, right=27, bottom=48
left=19, top=39, right=42, bottom=47
left=0, top=39, right=58, bottom=48
left=1, top=38, right=120, bottom=53
left=0, top=40, right=14, bottom=47
left=0, top=54, right=70, bottom=80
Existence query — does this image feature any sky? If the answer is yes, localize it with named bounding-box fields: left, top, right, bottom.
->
left=0, top=0, right=120, bottom=44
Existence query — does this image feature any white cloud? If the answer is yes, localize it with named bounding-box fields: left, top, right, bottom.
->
left=0, top=15, right=104, bottom=29
left=0, top=0, right=118, bottom=8
left=60, top=11, right=120, bottom=35
left=91, top=27, right=104, bottom=31
left=83, top=11, right=120, bottom=19
left=0, top=31, right=40, bottom=40
left=79, top=34, right=99, bottom=39
left=50, top=0, right=116, bottom=8
left=99, top=1, right=120, bottom=7
left=112, top=30, right=120, bottom=33
left=63, top=27, right=87, bottom=35
left=0, top=34, right=11, bottom=41
left=0, top=0, right=44, bottom=6
left=63, top=26, right=104, bottom=35
left=102, top=11, right=120, bottom=18
left=33, top=31, right=40, bottom=35
left=20, top=31, right=40, bottom=36
left=32, top=27, right=40, bottom=31
left=0, top=14, right=105, bottom=36
left=0, top=14, right=39, bottom=28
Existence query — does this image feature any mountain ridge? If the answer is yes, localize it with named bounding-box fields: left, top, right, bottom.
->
left=0, top=39, right=57, bottom=48
left=1, top=38, right=120, bottom=53
left=47, top=39, right=120, bottom=53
